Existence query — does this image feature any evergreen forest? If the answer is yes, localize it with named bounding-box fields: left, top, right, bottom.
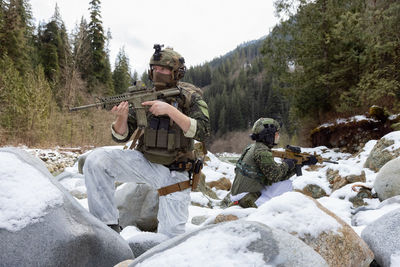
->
left=0, top=0, right=135, bottom=146
left=1, top=0, right=400, bottom=151
left=183, top=0, right=400, bottom=148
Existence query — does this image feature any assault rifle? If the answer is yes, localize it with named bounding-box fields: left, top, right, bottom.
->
left=69, top=82, right=181, bottom=129
left=272, top=145, right=338, bottom=176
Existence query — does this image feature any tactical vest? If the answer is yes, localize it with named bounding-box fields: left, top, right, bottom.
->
left=231, top=144, right=265, bottom=195
left=137, top=82, right=200, bottom=165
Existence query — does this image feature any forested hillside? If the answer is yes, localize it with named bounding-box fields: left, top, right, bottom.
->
left=182, top=39, right=290, bottom=138
left=1, top=0, right=399, bottom=151
left=0, top=0, right=135, bottom=146
left=183, top=0, right=400, bottom=151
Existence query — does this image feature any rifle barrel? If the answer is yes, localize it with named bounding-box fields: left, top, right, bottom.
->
left=69, top=102, right=104, bottom=111
left=323, top=160, right=339, bottom=164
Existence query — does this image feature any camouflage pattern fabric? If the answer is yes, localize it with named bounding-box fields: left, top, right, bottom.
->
left=112, top=84, right=210, bottom=146
left=231, top=142, right=295, bottom=196
left=253, top=142, right=294, bottom=185
left=150, top=48, right=184, bottom=72
left=252, top=118, right=281, bottom=134
left=238, top=192, right=261, bottom=208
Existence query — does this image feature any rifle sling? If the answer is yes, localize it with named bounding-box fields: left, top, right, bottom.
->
left=129, top=128, right=144, bottom=150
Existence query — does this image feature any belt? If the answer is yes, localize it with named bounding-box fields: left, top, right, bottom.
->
left=157, top=180, right=191, bottom=196
left=158, top=160, right=203, bottom=196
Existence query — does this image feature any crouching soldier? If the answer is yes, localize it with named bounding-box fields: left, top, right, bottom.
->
left=84, top=45, right=210, bottom=237
left=230, top=118, right=298, bottom=208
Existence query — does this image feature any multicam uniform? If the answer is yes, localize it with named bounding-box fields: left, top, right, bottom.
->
left=230, top=142, right=295, bottom=208
left=115, top=82, right=210, bottom=164
left=84, top=82, right=210, bottom=237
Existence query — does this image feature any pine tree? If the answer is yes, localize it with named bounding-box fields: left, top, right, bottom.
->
left=112, top=47, right=132, bottom=94
left=353, top=1, right=400, bottom=111
left=263, top=0, right=366, bottom=121
left=87, top=0, right=113, bottom=93
left=132, top=70, right=139, bottom=83
left=36, top=4, right=73, bottom=106
left=72, top=17, right=92, bottom=82
left=0, top=0, right=34, bottom=74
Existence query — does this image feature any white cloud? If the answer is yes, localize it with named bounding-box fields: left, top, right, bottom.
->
left=29, top=0, right=278, bottom=74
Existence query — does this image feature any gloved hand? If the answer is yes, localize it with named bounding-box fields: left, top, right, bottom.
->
left=302, top=155, right=318, bottom=165
left=283, top=158, right=297, bottom=170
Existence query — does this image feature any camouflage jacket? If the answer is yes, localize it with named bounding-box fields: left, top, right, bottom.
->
left=111, top=83, right=210, bottom=146
left=231, top=142, right=295, bottom=195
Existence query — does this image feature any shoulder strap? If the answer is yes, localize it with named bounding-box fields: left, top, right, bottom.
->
left=237, top=144, right=253, bottom=166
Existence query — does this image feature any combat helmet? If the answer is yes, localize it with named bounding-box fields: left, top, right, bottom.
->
left=148, top=44, right=186, bottom=88
left=250, top=118, right=281, bottom=146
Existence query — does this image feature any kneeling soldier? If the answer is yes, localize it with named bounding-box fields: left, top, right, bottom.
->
left=230, top=118, right=297, bottom=208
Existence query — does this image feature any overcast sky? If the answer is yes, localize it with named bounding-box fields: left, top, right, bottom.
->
left=29, top=0, right=280, bottom=75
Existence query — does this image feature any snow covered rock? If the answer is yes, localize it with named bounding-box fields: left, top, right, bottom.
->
left=297, top=184, right=327, bottom=199
left=116, top=183, right=159, bottom=231
left=364, top=131, right=400, bottom=172
left=310, top=115, right=388, bottom=153
left=206, top=177, right=231, bottom=191
left=127, top=221, right=328, bottom=267
left=373, top=157, right=400, bottom=201
left=361, top=207, right=400, bottom=267
left=246, top=192, right=374, bottom=267
left=127, top=232, right=168, bottom=258
left=351, top=195, right=400, bottom=227
left=0, top=147, right=133, bottom=266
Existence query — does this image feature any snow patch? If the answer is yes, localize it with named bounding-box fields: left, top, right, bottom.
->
left=0, top=152, right=64, bottom=232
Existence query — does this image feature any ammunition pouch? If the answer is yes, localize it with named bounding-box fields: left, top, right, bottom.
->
left=140, top=115, right=193, bottom=165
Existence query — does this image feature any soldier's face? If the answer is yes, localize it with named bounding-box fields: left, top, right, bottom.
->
left=153, top=65, right=172, bottom=75
left=275, top=132, right=280, bottom=144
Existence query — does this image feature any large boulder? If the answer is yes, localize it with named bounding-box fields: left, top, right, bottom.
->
left=373, top=157, right=400, bottom=201
left=127, top=221, right=327, bottom=266
left=310, top=115, right=390, bottom=153
left=351, top=195, right=400, bottom=227
left=361, top=208, right=400, bottom=267
left=115, top=183, right=159, bottom=232
left=126, top=232, right=168, bottom=258
left=364, top=131, right=400, bottom=172
left=246, top=192, right=374, bottom=267
left=0, top=147, right=133, bottom=267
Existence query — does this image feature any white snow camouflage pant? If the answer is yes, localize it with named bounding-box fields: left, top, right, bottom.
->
left=83, top=147, right=191, bottom=237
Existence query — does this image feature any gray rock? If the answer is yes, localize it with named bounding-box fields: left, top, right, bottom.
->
left=78, top=153, right=89, bottom=174
left=377, top=195, right=400, bottom=207
left=373, top=157, right=400, bottom=201
left=128, top=221, right=327, bottom=267
left=364, top=136, right=400, bottom=172
left=191, top=215, right=208, bottom=225
left=127, top=232, right=168, bottom=258
left=361, top=208, right=400, bottom=267
left=351, top=195, right=400, bottom=227
left=116, top=183, right=159, bottom=231
left=298, top=184, right=327, bottom=199
left=0, top=147, right=133, bottom=267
